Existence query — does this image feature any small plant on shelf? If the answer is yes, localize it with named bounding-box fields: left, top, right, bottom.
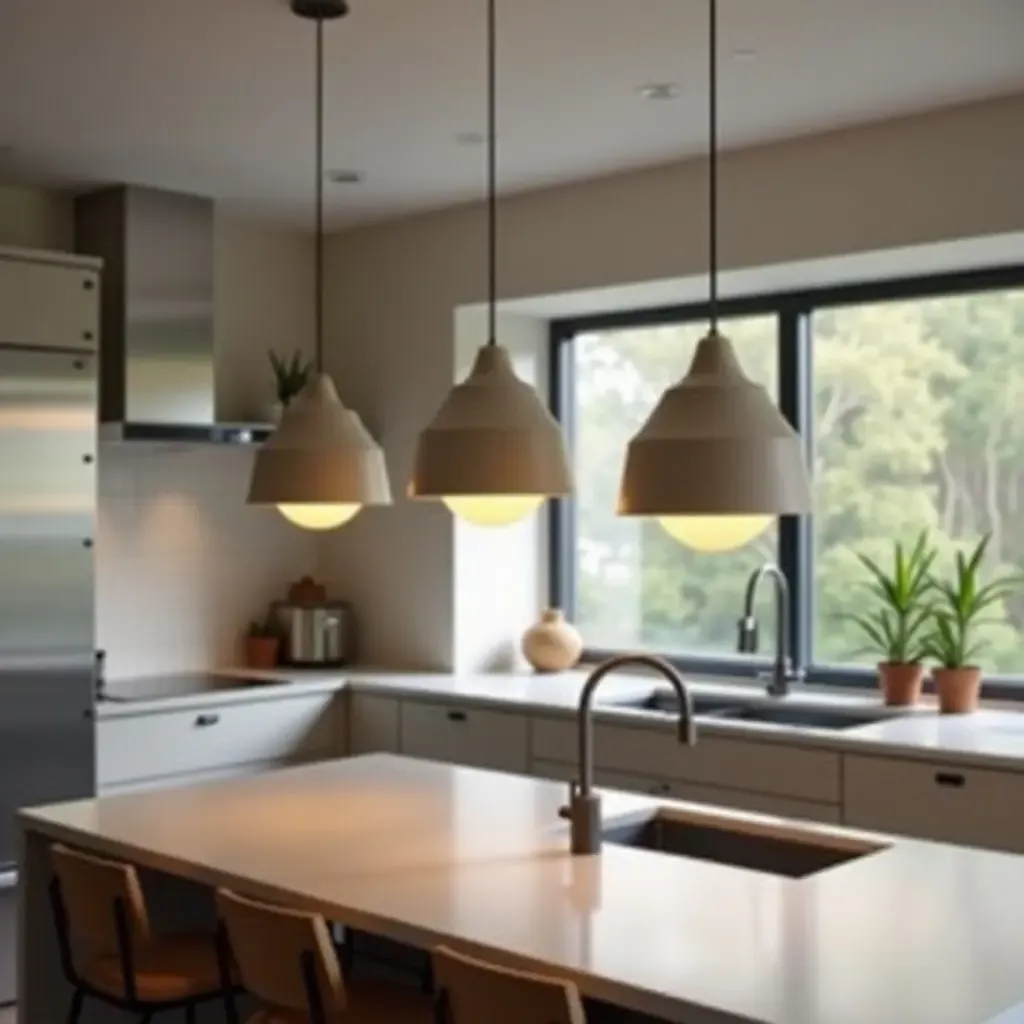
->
left=244, top=615, right=280, bottom=670
left=848, top=531, right=936, bottom=706
left=921, top=533, right=1022, bottom=714
left=269, top=349, right=312, bottom=410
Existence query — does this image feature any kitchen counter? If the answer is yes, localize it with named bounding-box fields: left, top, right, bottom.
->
left=18, top=754, right=1024, bottom=1024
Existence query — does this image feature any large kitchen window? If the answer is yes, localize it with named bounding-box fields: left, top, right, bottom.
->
left=549, top=267, right=1024, bottom=689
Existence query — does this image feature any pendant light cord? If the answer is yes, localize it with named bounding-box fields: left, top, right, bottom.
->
left=486, top=0, right=497, bottom=346
left=708, top=0, right=719, bottom=332
left=315, top=16, right=326, bottom=372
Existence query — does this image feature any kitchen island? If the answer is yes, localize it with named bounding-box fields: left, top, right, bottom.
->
left=17, top=754, right=1024, bottom=1024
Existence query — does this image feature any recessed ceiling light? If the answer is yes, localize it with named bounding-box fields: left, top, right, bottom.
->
left=325, top=169, right=362, bottom=184
left=731, top=48, right=758, bottom=62
left=636, top=83, right=682, bottom=102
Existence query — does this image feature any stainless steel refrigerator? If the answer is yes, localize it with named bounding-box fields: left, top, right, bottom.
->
left=0, top=254, right=99, bottom=1004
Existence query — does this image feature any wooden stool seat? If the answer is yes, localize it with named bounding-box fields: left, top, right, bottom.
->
left=246, top=977, right=433, bottom=1023
left=83, top=930, right=229, bottom=1002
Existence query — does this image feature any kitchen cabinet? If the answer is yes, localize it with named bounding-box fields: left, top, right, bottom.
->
left=532, top=759, right=841, bottom=824
left=96, top=692, right=335, bottom=790
left=400, top=700, right=529, bottom=774
left=0, top=254, right=98, bottom=351
left=843, top=753, right=1024, bottom=853
left=531, top=717, right=841, bottom=803
left=347, top=693, right=401, bottom=755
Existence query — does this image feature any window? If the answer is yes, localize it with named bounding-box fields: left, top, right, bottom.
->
left=550, top=269, right=1024, bottom=688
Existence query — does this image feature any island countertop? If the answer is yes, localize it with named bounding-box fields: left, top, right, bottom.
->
left=18, top=754, right=1024, bottom=1024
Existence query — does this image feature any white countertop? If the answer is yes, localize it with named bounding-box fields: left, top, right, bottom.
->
left=97, top=665, right=1024, bottom=771
left=20, top=754, right=1024, bottom=1024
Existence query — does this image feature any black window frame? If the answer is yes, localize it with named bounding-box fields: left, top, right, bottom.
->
left=548, top=262, right=1024, bottom=699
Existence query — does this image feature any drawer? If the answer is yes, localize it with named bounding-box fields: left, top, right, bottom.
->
left=843, top=754, right=1024, bottom=853
left=0, top=257, right=98, bottom=351
left=532, top=759, right=840, bottom=824
left=99, top=761, right=282, bottom=797
left=531, top=718, right=840, bottom=803
left=400, top=701, right=529, bottom=774
left=97, top=694, right=335, bottom=787
left=348, top=693, right=401, bottom=755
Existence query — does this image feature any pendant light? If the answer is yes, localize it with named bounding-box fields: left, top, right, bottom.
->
left=248, top=0, right=391, bottom=531
left=408, top=0, right=572, bottom=527
left=617, top=0, right=810, bottom=551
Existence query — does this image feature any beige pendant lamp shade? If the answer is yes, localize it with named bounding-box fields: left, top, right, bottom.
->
left=247, top=0, right=392, bottom=531
left=617, top=0, right=810, bottom=552
left=410, top=344, right=572, bottom=526
left=408, top=0, right=572, bottom=527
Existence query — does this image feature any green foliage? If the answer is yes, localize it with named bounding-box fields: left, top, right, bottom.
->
left=921, top=534, right=1023, bottom=669
left=847, top=531, right=936, bottom=663
left=269, top=349, right=312, bottom=405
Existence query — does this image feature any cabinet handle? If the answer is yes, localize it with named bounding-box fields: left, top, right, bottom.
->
left=446, top=710, right=467, bottom=723
left=195, top=713, right=221, bottom=728
left=934, top=771, right=965, bottom=788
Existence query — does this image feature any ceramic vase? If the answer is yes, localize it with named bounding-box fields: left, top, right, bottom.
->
left=522, top=609, right=582, bottom=673
left=877, top=662, right=925, bottom=707
left=933, top=666, right=982, bottom=714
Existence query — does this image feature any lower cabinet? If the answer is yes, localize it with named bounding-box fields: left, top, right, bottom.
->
left=843, top=754, right=1024, bottom=853
left=399, top=700, right=530, bottom=774
left=348, top=693, right=401, bottom=755
left=532, top=758, right=841, bottom=824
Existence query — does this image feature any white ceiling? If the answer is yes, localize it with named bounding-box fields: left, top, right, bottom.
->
left=1, top=0, right=1022, bottom=228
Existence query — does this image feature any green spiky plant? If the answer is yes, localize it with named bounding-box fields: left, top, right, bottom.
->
left=849, top=531, right=937, bottom=665
left=921, top=534, right=1021, bottom=670
left=269, top=349, right=312, bottom=407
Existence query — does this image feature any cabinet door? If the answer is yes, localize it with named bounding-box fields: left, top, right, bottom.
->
left=843, top=754, right=1024, bottom=853
left=400, top=701, right=529, bottom=773
left=0, top=257, right=98, bottom=351
left=348, top=694, right=400, bottom=755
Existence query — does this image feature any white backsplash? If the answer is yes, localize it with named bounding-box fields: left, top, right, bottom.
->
left=96, top=443, right=319, bottom=682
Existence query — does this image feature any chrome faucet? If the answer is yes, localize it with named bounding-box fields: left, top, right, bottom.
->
left=562, top=654, right=697, bottom=855
left=738, top=562, right=803, bottom=698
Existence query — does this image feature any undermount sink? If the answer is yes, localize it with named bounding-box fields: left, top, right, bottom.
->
left=603, top=810, right=884, bottom=879
left=599, top=690, right=742, bottom=717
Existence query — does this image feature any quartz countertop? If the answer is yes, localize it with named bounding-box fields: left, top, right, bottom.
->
left=19, top=754, right=1024, bottom=1024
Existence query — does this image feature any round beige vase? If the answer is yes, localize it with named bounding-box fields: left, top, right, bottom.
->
left=877, top=662, right=925, bottom=707
left=522, top=609, right=583, bottom=673
left=933, top=666, right=983, bottom=714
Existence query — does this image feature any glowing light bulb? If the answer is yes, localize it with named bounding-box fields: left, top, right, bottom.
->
left=442, top=494, right=544, bottom=527
left=658, top=514, right=771, bottom=552
left=277, top=504, right=361, bottom=531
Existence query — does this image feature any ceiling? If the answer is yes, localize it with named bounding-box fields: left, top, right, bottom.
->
left=1, top=0, right=1022, bottom=228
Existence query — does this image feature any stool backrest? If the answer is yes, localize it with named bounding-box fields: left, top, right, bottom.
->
left=50, top=843, right=151, bottom=957
left=217, top=888, right=346, bottom=1017
left=433, top=946, right=587, bottom=1024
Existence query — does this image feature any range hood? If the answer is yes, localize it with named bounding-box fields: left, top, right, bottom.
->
left=74, top=185, right=272, bottom=444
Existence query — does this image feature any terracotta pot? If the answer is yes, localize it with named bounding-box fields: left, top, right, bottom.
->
left=521, top=609, right=583, bottom=673
left=933, top=666, right=983, bottom=714
left=877, top=662, right=925, bottom=707
left=245, top=636, right=280, bottom=670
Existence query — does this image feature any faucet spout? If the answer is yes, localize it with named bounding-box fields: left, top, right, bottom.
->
left=738, top=562, right=803, bottom=698
left=566, top=654, right=697, bottom=855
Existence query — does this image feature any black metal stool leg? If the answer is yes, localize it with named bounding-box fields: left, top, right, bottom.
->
left=64, top=988, right=84, bottom=1024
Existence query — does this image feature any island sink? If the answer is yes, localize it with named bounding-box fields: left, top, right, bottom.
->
left=603, top=810, right=884, bottom=879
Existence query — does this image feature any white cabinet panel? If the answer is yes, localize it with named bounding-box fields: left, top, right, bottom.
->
left=400, top=701, right=529, bottom=774
left=348, top=694, right=400, bottom=755
left=532, top=759, right=840, bottom=824
left=0, top=257, right=98, bottom=351
left=531, top=717, right=840, bottom=803
left=99, top=761, right=283, bottom=797
left=843, top=754, right=1024, bottom=853
left=97, top=694, right=335, bottom=787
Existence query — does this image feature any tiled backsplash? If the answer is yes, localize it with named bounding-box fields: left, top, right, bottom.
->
left=97, top=443, right=318, bottom=682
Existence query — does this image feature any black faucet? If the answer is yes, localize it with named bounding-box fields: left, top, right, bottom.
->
left=737, top=563, right=803, bottom=698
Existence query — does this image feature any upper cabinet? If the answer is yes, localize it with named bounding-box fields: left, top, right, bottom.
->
left=0, top=251, right=99, bottom=352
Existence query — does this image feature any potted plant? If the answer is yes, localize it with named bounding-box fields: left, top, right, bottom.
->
left=244, top=617, right=280, bottom=669
left=268, top=349, right=312, bottom=423
left=848, top=531, right=936, bottom=706
left=922, top=534, right=1021, bottom=714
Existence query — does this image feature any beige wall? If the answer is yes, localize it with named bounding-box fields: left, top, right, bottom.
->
left=322, top=93, right=1024, bottom=670
left=0, top=193, right=319, bottom=681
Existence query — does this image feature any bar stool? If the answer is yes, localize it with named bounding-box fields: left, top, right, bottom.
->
left=433, top=946, right=587, bottom=1024
left=49, top=843, right=239, bottom=1024
left=216, top=887, right=434, bottom=1024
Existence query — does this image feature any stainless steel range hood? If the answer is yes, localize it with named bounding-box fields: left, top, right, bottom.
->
left=74, top=185, right=272, bottom=444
